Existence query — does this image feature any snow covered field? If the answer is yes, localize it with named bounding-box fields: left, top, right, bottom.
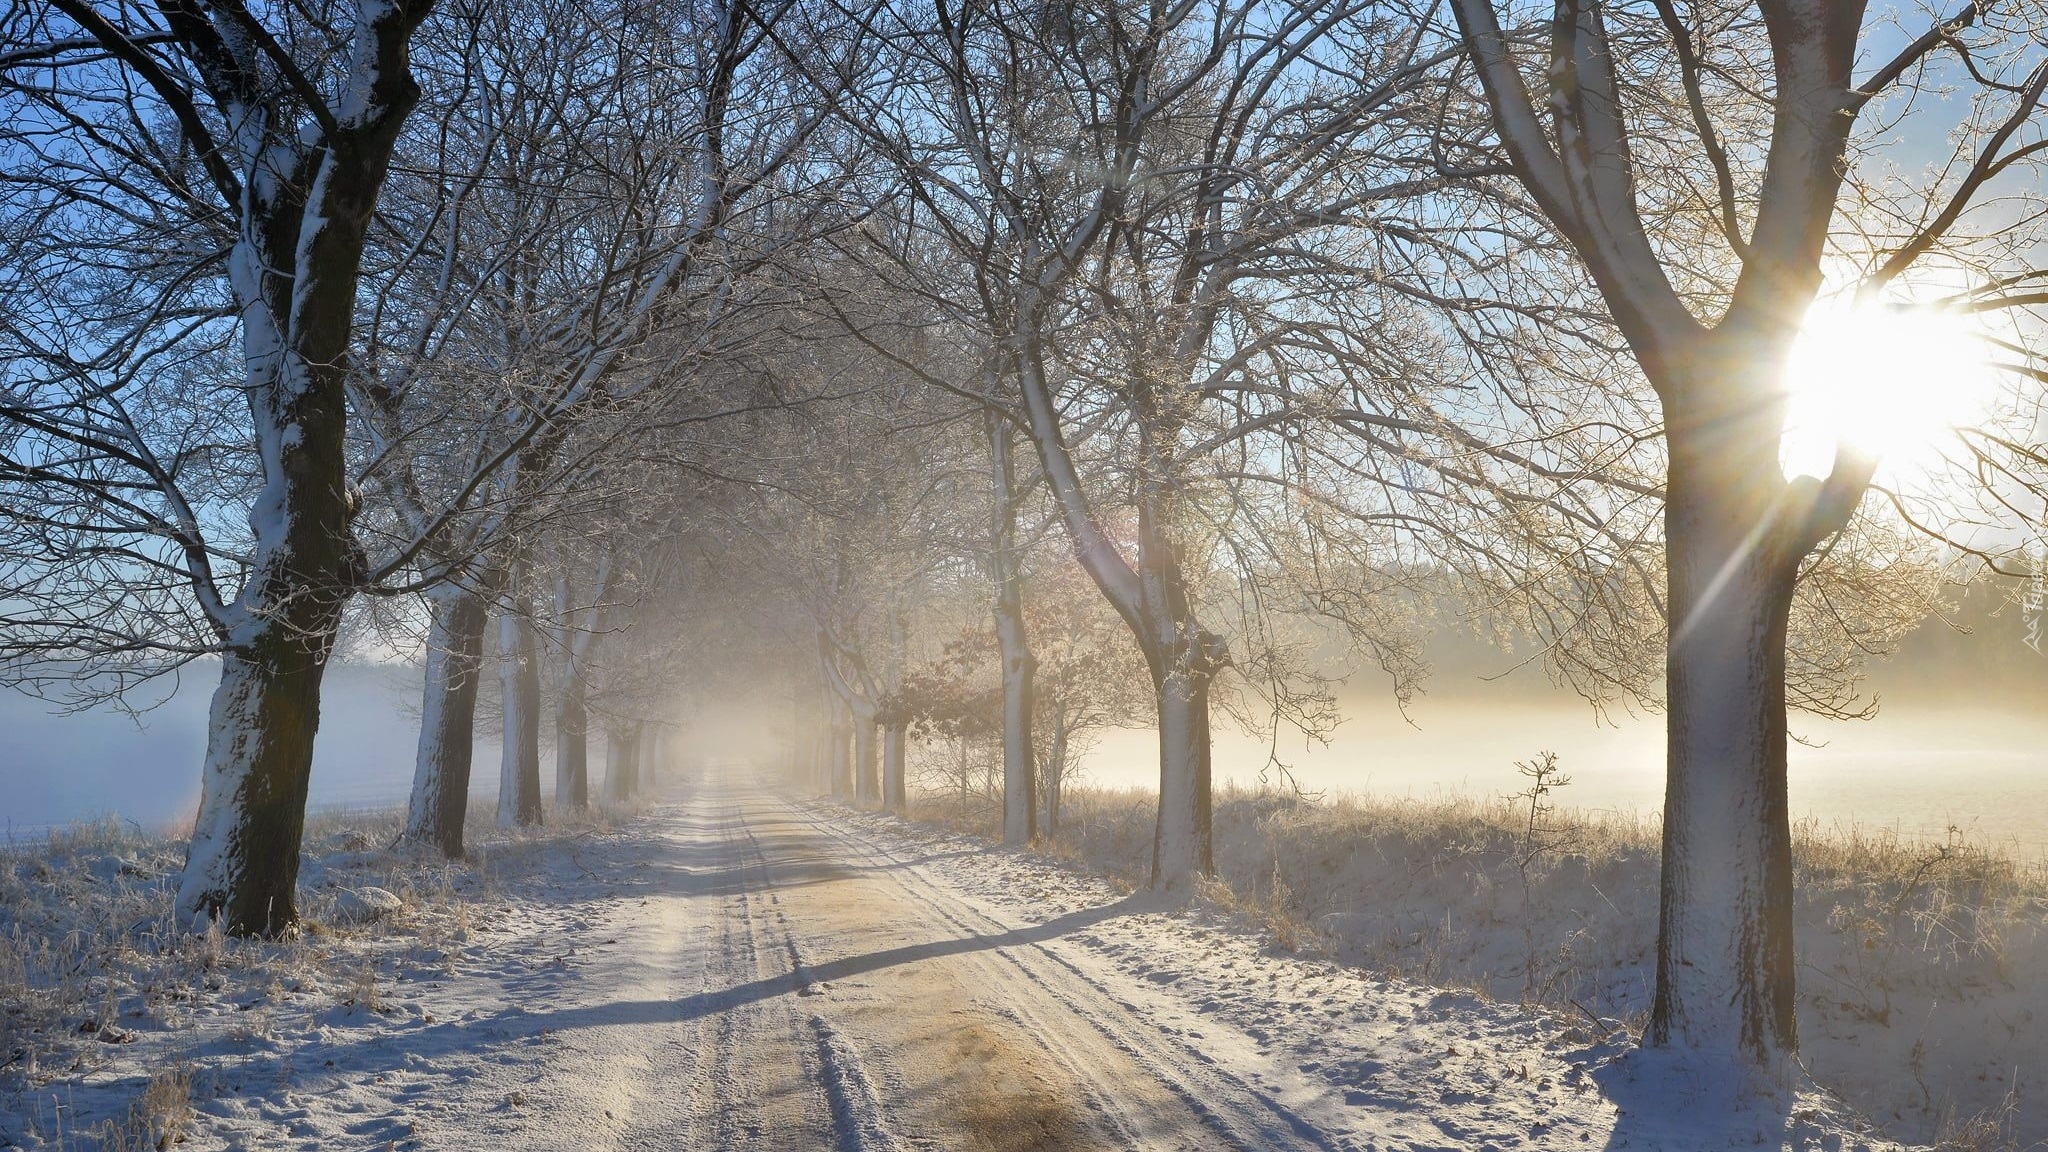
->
left=2, top=762, right=1954, bottom=1151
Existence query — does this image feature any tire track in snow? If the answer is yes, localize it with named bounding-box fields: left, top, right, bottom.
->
left=714, top=777, right=1141, bottom=1149
left=727, top=785, right=1195, bottom=1147
left=696, top=787, right=844, bottom=1152
left=724, top=814, right=905, bottom=1152
left=767, top=788, right=1346, bottom=1152
left=723, top=788, right=910, bottom=1152
left=810, top=1013, right=906, bottom=1152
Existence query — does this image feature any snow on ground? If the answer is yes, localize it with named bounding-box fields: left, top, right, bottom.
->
left=1013, top=784, right=2043, bottom=1147
left=812, top=797, right=1907, bottom=1152
left=2, top=804, right=671, bottom=1150
left=5, top=765, right=1915, bottom=1150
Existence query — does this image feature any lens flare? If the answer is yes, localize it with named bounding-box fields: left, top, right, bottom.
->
left=1779, top=298, right=2000, bottom=482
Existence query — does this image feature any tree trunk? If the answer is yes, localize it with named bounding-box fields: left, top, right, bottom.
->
left=495, top=605, right=544, bottom=828
left=175, top=277, right=363, bottom=935
left=1044, top=719, right=1068, bottom=839
left=607, top=722, right=641, bottom=802
left=1133, top=466, right=1227, bottom=892
left=854, top=718, right=880, bottom=804
left=548, top=558, right=607, bottom=812
left=1009, top=348, right=1223, bottom=890
left=829, top=704, right=852, bottom=798
left=882, top=721, right=907, bottom=812
left=167, top=1, right=426, bottom=936
left=554, top=667, right=589, bottom=811
left=986, top=410, right=1038, bottom=846
left=641, top=724, right=662, bottom=785
left=1151, top=652, right=1217, bottom=889
left=178, top=641, right=332, bottom=935
left=997, top=630, right=1035, bottom=846
left=1649, top=412, right=1803, bottom=1065
left=404, top=583, right=490, bottom=857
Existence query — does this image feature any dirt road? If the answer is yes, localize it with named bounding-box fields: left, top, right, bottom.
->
left=505, top=763, right=1340, bottom=1151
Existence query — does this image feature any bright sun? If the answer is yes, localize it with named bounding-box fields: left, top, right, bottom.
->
left=1779, top=299, right=2002, bottom=483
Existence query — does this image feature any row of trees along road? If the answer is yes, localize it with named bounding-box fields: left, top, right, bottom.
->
left=4, top=0, right=2046, bottom=1074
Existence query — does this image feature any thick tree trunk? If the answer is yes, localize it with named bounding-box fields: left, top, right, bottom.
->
left=854, top=719, right=880, bottom=804
left=1134, top=470, right=1227, bottom=892
left=1649, top=414, right=1803, bottom=1065
left=495, top=606, right=544, bottom=828
left=554, top=669, right=589, bottom=811
left=177, top=270, right=363, bottom=935
left=1443, top=0, right=1876, bottom=1067
left=178, top=641, right=332, bottom=935
left=881, top=721, right=907, bottom=812
left=404, top=584, right=490, bottom=857
left=1151, top=653, right=1216, bottom=889
left=169, top=0, right=427, bottom=936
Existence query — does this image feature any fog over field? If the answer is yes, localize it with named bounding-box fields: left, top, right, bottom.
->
left=2, top=664, right=437, bottom=840
left=1088, top=696, right=2048, bottom=859
left=13, top=603, right=2045, bottom=857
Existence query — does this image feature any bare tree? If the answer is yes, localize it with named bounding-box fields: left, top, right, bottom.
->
left=0, top=0, right=436, bottom=933
left=1444, top=0, right=2048, bottom=1063
left=364, top=0, right=845, bottom=851
left=819, top=0, right=1446, bottom=885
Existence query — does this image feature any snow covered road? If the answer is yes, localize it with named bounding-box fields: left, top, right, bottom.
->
left=348, top=762, right=1895, bottom=1152
left=496, top=765, right=1354, bottom=1151
left=52, top=761, right=1902, bottom=1151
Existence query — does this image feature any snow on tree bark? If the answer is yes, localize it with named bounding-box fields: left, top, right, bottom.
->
left=496, top=605, right=543, bottom=828
left=403, top=583, right=490, bottom=857
left=174, top=0, right=437, bottom=935
left=180, top=645, right=330, bottom=935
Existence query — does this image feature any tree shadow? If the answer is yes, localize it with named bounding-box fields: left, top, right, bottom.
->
left=305, top=891, right=1151, bottom=1077
left=1591, top=1046, right=1810, bottom=1150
